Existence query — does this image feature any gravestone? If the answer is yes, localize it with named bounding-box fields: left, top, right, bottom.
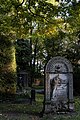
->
left=44, top=56, right=74, bottom=113
left=17, top=71, right=29, bottom=91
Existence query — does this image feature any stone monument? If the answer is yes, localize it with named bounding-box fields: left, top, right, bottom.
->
left=44, top=56, right=74, bottom=113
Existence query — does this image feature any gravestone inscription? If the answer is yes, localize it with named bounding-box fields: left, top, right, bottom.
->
left=44, top=56, right=74, bottom=113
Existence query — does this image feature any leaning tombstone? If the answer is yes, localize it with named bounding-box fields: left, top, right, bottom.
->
left=43, top=56, right=74, bottom=113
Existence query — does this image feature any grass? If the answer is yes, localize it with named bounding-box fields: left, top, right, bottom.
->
left=32, top=85, right=44, bottom=89
left=0, top=95, right=80, bottom=120
left=0, top=94, right=44, bottom=113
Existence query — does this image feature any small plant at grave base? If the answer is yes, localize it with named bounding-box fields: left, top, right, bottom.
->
left=74, top=97, right=80, bottom=111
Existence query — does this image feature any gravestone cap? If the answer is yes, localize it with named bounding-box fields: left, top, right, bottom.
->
left=45, top=56, right=73, bottom=73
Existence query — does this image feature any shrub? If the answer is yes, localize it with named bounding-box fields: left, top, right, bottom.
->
left=0, top=35, right=17, bottom=95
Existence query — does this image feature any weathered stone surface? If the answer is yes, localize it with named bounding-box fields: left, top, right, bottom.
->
left=44, top=56, right=74, bottom=113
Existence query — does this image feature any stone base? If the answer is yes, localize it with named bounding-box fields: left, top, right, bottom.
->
left=43, top=101, right=74, bottom=114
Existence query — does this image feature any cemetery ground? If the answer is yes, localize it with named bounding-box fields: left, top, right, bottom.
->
left=0, top=93, right=80, bottom=120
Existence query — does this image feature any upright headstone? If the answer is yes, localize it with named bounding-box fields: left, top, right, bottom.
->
left=17, top=71, right=28, bottom=91
left=44, top=56, right=74, bottom=113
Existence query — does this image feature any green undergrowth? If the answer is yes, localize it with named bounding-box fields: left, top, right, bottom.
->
left=0, top=94, right=44, bottom=114
left=0, top=96, right=80, bottom=120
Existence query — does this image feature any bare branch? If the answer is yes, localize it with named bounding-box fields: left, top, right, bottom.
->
left=27, top=0, right=55, bottom=24
left=16, top=0, right=25, bottom=9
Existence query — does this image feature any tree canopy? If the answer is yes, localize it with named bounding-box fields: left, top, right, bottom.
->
left=0, top=0, right=80, bottom=89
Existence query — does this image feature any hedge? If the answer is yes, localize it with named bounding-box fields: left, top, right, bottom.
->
left=0, top=35, right=17, bottom=95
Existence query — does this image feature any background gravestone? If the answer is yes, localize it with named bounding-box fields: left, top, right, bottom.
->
left=44, top=56, right=74, bottom=113
left=17, top=71, right=28, bottom=91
